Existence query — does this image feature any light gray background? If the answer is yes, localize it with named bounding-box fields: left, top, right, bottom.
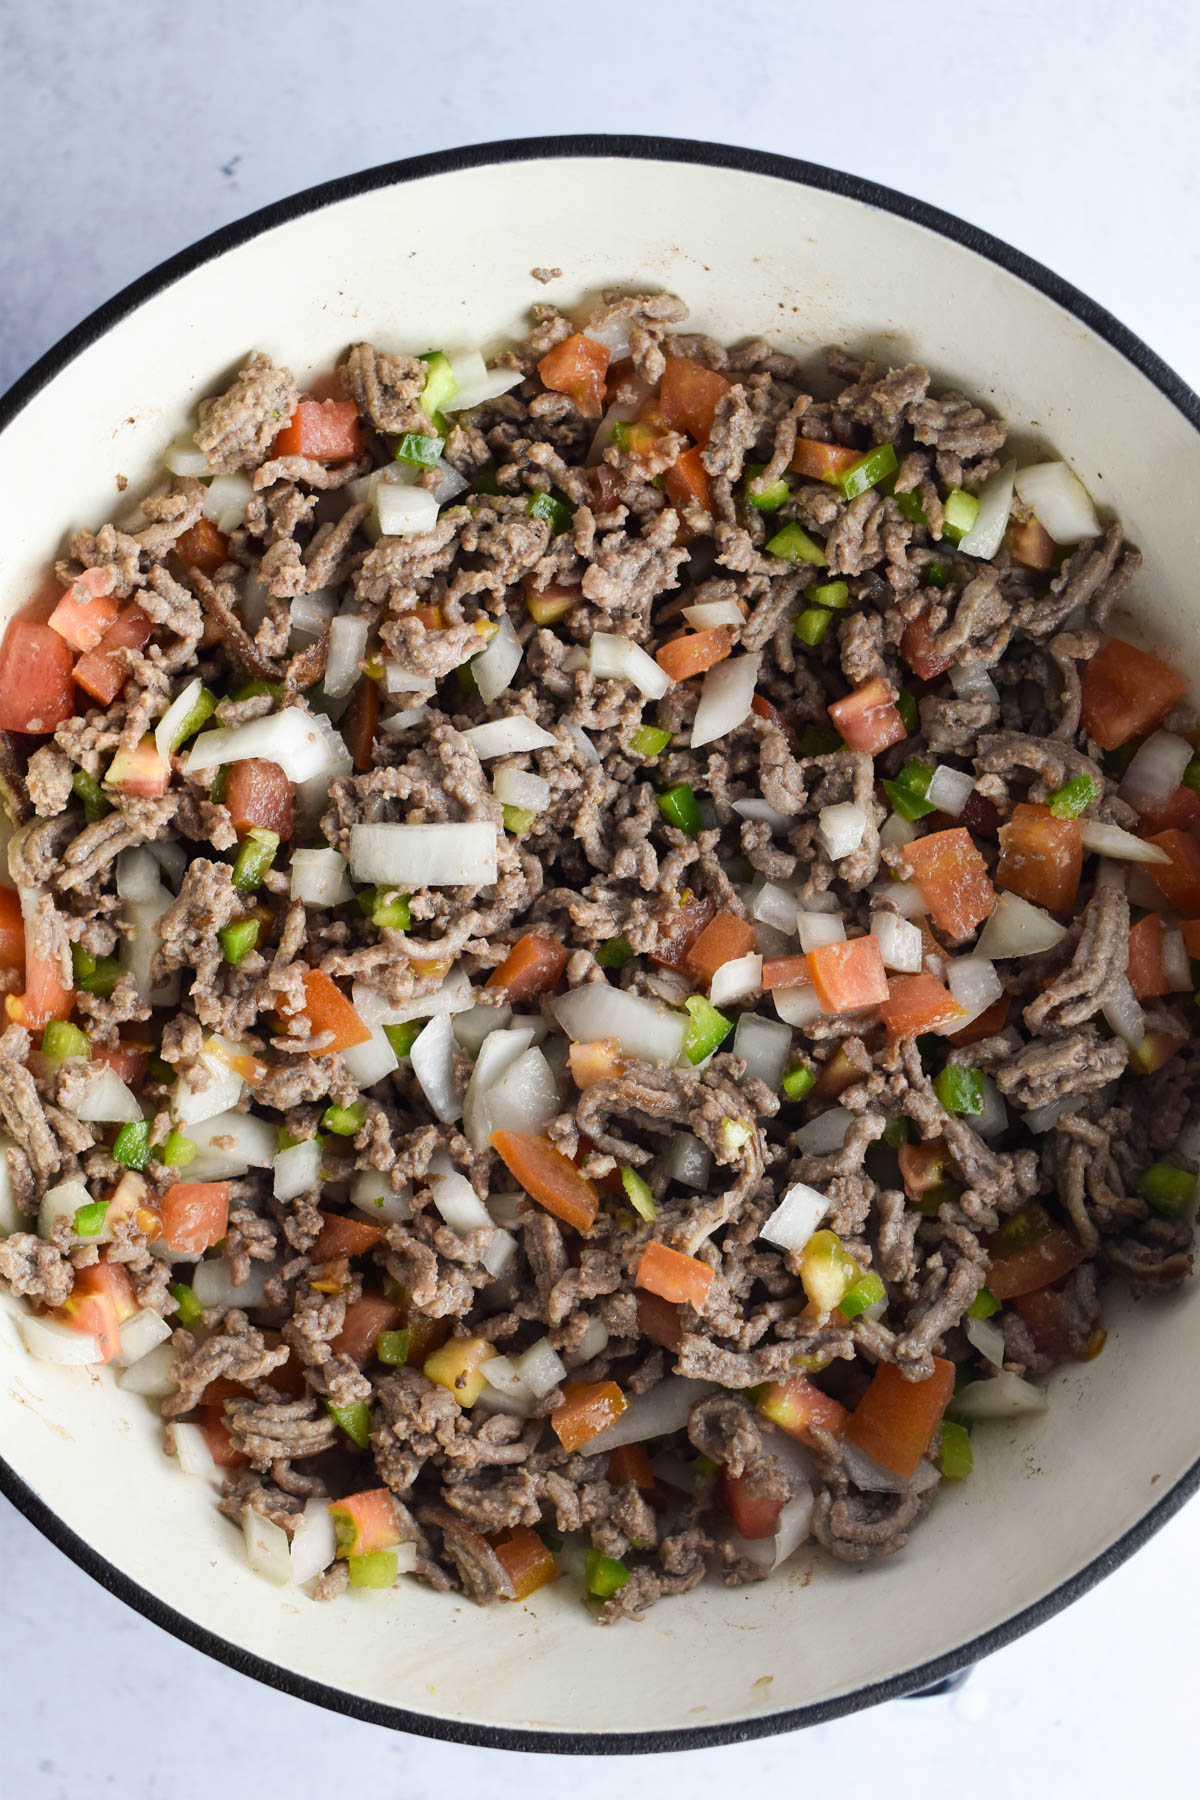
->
left=1, top=1, right=1198, bottom=1793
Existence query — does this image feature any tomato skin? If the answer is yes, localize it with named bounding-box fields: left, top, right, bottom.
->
left=536, top=334, right=610, bottom=419
left=636, top=1288, right=683, bottom=1352
left=1079, top=637, right=1186, bottom=751
left=327, top=1488, right=401, bottom=1556
left=756, top=1374, right=849, bottom=1449
left=828, top=677, right=907, bottom=755
left=199, top=1406, right=249, bottom=1468
left=608, top=1443, right=656, bottom=1490
left=945, top=990, right=1011, bottom=1046
left=650, top=896, right=716, bottom=971
left=225, top=758, right=293, bottom=840
left=272, top=399, right=365, bottom=463
left=995, top=804, right=1082, bottom=913
left=658, top=356, right=731, bottom=445
left=897, top=1139, right=948, bottom=1205
left=0, top=620, right=76, bottom=733
left=48, top=570, right=121, bottom=651
left=93, top=1042, right=149, bottom=1084
left=0, top=888, right=24, bottom=972
left=55, top=1261, right=137, bottom=1363
left=685, top=910, right=756, bottom=983
left=720, top=1468, right=783, bottom=1540
left=291, top=969, right=370, bottom=1054
left=1126, top=914, right=1171, bottom=1000
left=986, top=1227, right=1086, bottom=1300
left=342, top=675, right=378, bottom=773
left=1136, top=785, right=1200, bottom=832
left=664, top=445, right=713, bottom=513
left=490, top=1525, right=557, bottom=1600
left=5, top=952, right=74, bottom=1031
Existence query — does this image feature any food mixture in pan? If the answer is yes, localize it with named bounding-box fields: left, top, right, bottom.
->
left=0, top=291, right=1195, bottom=1617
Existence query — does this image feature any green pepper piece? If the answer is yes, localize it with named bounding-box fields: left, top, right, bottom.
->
left=347, top=1551, right=398, bottom=1589
left=838, top=1270, right=886, bottom=1320
left=377, top=1329, right=412, bottom=1367
left=896, top=688, right=919, bottom=734
left=765, top=521, right=826, bottom=567
left=782, top=1065, right=816, bottom=1101
left=112, top=1120, right=152, bottom=1171
left=797, top=724, right=844, bottom=757
left=500, top=803, right=536, bottom=835
left=357, top=886, right=413, bottom=931
left=584, top=1549, right=630, bottom=1600
left=324, top=1397, right=373, bottom=1449
left=1046, top=773, right=1098, bottom=820
left=595, top=933, right=635, bottom=970
left=218, top=917, right=260, bottom=965
left=148, top=1054, right=176, bottom=1085
left=527, top=491, right=573, bottom=535
left=620, top=1166, right=657, bottom=1222
left=231, top=827, right=279, bottom=893
left=41, top=1021, right=90, bottom=1063
left=941, top=488, right=980, bottom=544
left=394, top=431, right=445, bottom=468
left=893, top=489, right=928, bottom=528
left=994, top=1202, right=1052, bottom=1255
left=882, top=1116, right=910, bottom=1148
left=793, top=607, right=832, bottom=648
left=159, top=1129, right=197, bottom=1168
left=925, top=560, right=953, bottom=588
left=692, top=1453, right=719, bottom=1478
left=882, top=757, right=936, bottom=822
left=808, top=580, right=850, bottom=609
left=682, top=994, right=734, bottom=1065
left=171, top=1281, right=204, bottom=1328
left=71, top=767, right=112, bottom=823
left=323, top=1101, right=367, bottom=1137
left=837, top=441, right=898, bottom=501
left=938, top=1419, right=974, bottom=1479
left=419, top=352, right=458, bottom=427
left=229, top=679, right=285, bottom=704
left=70, top=942, right=121, bottom=997
left=1136, top=1161, right=1197, bottom=1217
left=657, top=783, right=702, bottom=836
left=383, top=1021, right=422, bottom=1059
left=934, top=1064, right=985, bottom=1116
left=742, top=462, right=789, bottom=513
left=967, top=1287, right=1001, bottom=1320
left=167, top=686, right=217, bottom=752
left=628, top=724, right=672, bottom=759
left=73, top=1200, right=108, bottom=1238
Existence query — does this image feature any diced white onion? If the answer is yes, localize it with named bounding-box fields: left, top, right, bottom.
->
left=191, top=1255, right=278, bottom=1310
left=14, top=1310, right=103, bottom=1365
left=797, top=910, right=846, bottom=952
left=203, top=471, right=254, bottom=534
left=340, top=1023, right=400, bottom=1088
left=690, top=653, right=760, bottom=749
left=147, top=839, right=186, bottom=888
left=926, top=765, right=975, bottom=817
left=750, top=881, right=800, bottom=934
left=492, top=766, right=550, bottom=813
left=428, top=1153, right=492, bottom=1233
left=871, top=912, right=923, bottom=973
left=563, top=720, right=600, bottom=765
left=571, top=1316, right=610, bottom=1365
left=348, top=821, right=497, bottom=888
left=290, top=848, right=352, bottom=909
left=772, top=986, right=823, bottom=1028
left=322, top=615, right=368, bottom=700
left=379, top=705, right=429, bottom=735
left=116, top=1339, right=178, bottom=1397
left=683, top=600, right=745, bottom=629
left=410, top=1012, right=462, bottom=1123
left=291, top=1497, right=337, bottom=1586
left=65, top=1064, right=141, bottom=1123
left=946, top=956, right=1003, bottom=1025
left=350, top=1170, right=411, bottom=1225
left=171, top=1420, right=221, bottom=1482
left=759, top=1180, right=827, bottom=1252
left=839, top=1440, right=940, bottom=1495
left=952, top=1371, right=1049, bottom=1420
left=481, top=1228, right=518, bottom=1278
left=513, top=1337, right=567, bottom=1398
left=115, top=845, right=163, bottom=905
left=427, top=460, right=470, bottom=506
left=186, top=1109, right=276, bottom=1180
left=1162, top=926, right=1192, bottom=991
left=173, top=1053, right=245, bottom=1129
left=462, top=1025, right=538, bottom=1148
left=732, top=1013, right=791, bottom=1089
left=793, top=1108, right=854, bottom=1154
left=289, top=590, right=335, bottom=637
left=663, top=1131, right=714, bottom=1190
left=186, top=707, right=340, bottom=785
left=244, top=1508, right=293, bottom=1587
left=480, top=1355, right=535, bottom=1405
left=383, top=661, right=437, bottom=695
left=965, top=1313, right=1007, bottom=1367
left=948, top=662, right=999, bottom=701
left=154, top=678, right=206, bottom=766
left=1102, top=974, right=1146, bottom=1048
left=975, top=892, right=1066, bottom=959
left=1014, top=462, right=1100, bottom=545
left=453, top=1000, right=513, bottom=1056
left=816, top=801, right=868, bottom=862
left=485, top=1191, right=527, bottom=1230
left=1120, top=730, right=1193, bottom=814
left=710, top=952, right=762, bottom=1007
left=273, top=1138, right=322, bottom=1200
left=1080, top=820, right=1171, bottom=864
left=956, top=460, right=1016, bottom=560
left=37, top=1179, right=91, bottom=1241
left=377, top=483, right=439, bottom=538
left=112, top=1307, right=172, bottom=1368
left=474, top=615, right=524, bottom=705
left=873, top=879, right=929, bottom=918
left=483, top=1045, right=559, bottom=1138
left=583, top=315, right=633, bottom=358
left=580, top=1378, right=717, bottom=1455
left=879, top=811, right=919, bottom=848
left=352, top=965, right=474, bottom=1029
left=1022, top=1095, right=1076, bottom=1133
left=554, top=982, right=687, bottom=1066
left=974, top=1074, right=1008, bottom=1139
left=589, top=631, right=671, bottom=701
left=442, top=353, right=525, bottom=412
left=462, top=716, right=557, bottom=759
left=736, top=802, right=796, bottom=842
left=164, top=438, right=211, bottom=478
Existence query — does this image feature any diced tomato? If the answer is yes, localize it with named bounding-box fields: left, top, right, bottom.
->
left=762, top=955, right=813, bottom=992
left=1180, top=919, right=1200, bottom=960
left=635, top=1240, right=714, bottom=1311
left=106, top=734, right=170, bottom=799
left=1012, top=1286, right=1101, bottom=1362
left=1135, top=785, right=1200, bottom=833
left=490, top=1129, right=598, bottom=1232
left=897, top=1140, right=949, bottom=1207
left=902, top=828, right=997, bottom=939
left=756, top=1374, right=849, bottom=1449
left=93, top=1042, right=149, bottom=1085
left=650, top=895, right=717, bottom=971
left=272, top=399, right=365, bottom=463
left=607, top=1443, right=656, bottom=1490
left=1079, top=638, right=1187, bottom=751
left=0, top=888, right=23, bottom=972
left=5, top=952, right=73, bottom=1031
left=807, top=937, right=889, bottom=1014
left=175, top=518, right=230, bottom=575
left=1146, top=830, right=1200, bottom=914
left=551, top=1380, right=627, bottom=1453
left=900, top=612, right=954, bottom=681
left=199, top=1406, right=248, bottom=1468
left=636, top=1288, right=683, bottom=1352
left=986, top=1226, right=1086, bottom=1300
left=404, top=1313, right=450, bottom=1367
left=813, top=1042, right=863, bottom=1100
left=225, top=758, right=294, bottom=840
left=159, top=1182, right=230, bottom=1256
left=827, top=677, right=907, bottom=755
left=658, top=355, right=731, bottom=445
left=790, top=437, right=862, bottom=482
left=568, top=1038, right=627, bottom=1089
left=590, top=462, right=623, bottom=511
left=0, top=619, right=76, bottom=734
left=290, top=969, right=370, bottom=1053
left=844, top=1358, right=955, bottom=1479
left=72, top=602, right=154, bottom=706
left=1130, top=1021, right=1190, bottom=1074
left=995, top=803, right=1082, bottom=914
left=413, top=603, right=445, bottom=632
left=719, top=1469, right=783, bottom=1541
left=655, top=627, right=734, bottom=684
left=311, top=1209, right=388, bottom=1263
left=664, top=445, right=713, bottom=514
left=342, top=674, right=378, bottom=773
left=685, top=909, right=756, bottom=984
left=55, top=1260, right=136, bottom=1363
left=48, top=569, right=121, bottom=652
left=327, top=1488, right=401, bottom=1557
left=536, top=333, right=610, bottom=419
left=880, top=972, right=967, bottom=1040
left=485, top=932, right=570, bottom=1002
left=750, top=691, right=797, bottom=749
left=490, top=1524, right=557, bottom=1601
left=1006, top=515, right=1058, bottom=571
left=945, top=990, right=1011, bottom=1047
left=1126, top=914, right=1171, bottom=1000
left=330, top=1292, right=403, bottom=1362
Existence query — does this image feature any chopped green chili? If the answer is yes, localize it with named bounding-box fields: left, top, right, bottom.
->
left=596, top=933, right=635, bottom=970
left=657, top=783, right=702, bottom=835
left=585, top=1550, right=630, bottom=1600
left=324, top=1397, right=372, bottom=1449
left=882, top=757, right=936, bottom=822
left=70, top=943, right=121, bottom=998
left=938, top=1420, right=974, bottom=1479
left=934, top=1064, right=985, bottom=1116
left=231, top=827, right=279, bottom=893
left=610, top=420, right=635, bottom=451
left=357, top=886, right=412, bottom=931
left=230, top=679, right=284, bottom=704
left=838, top=1270, right=886, bottom=1320
left=629, top=723, right=672, bottom=759
left=925, top=560, right=953, bottom=588
left=502, top=804, right=537, bottom=835
left=71, top=767, right=112, bottom=823
left=419, top=351, right=457, bottom=427
left=793, top=607, right=833, bottom=648
left=808, top=580, right=850, bottom=609
left=113, top=1120, right=152, bottom=1170
left=692, top=1453, right=719, bottom=1478
left=765, top=521, right=826, bottom=567
left=167, top=685, right=216, bottom=752
left=1047, top=773, right=1098, bottom=820
left=620, top=1166, right=657, bottom=1222
left=896, top=688, right=919, bottom=734
left=209, top=767, right=229, bottom=805
left=527, top=490, right=573, bottom=535
left=347, top=1551, right=397, bottom=1590
left=994, top=1202, right=1052, bottom=1255
left=893, top=489, right=928, bottom=528
left=967, top=1287, right=1001, bottom=1320
left=797, top=724, right=844, bottom=757
left=394, top=431, right=445, bottom=468
left=1181, top=757, right=1200, bottom=798
left=218, top=917, right=260, bottom=965
left=159, top=1130, right=197, bottom=1168
left=377, top=1329, right=412, bottom=1367
left=171, top=1282, right=204, bottom=1328
left=148, top=1053, right=176, bottom=1085
left=323, top=1101, right=367, bottom=1137
left=41, top=1020, right=90, bottom=1063
left=941, top=488, right=980, bottom=544
left=383, top=1021, right=422, bottom=1060
left=882, top=1116, right=911, bottom=1149
left=73, top=1200, right=108, bottom=1238
left=742, top=463, right=789, bottom=512
left=782, top=1065, right=816, bottom=1101
left=837, top=441, right=898, bottom=501
left=682, top=994, right=734, bottom=1065
left=1136, top=1162, right=1197, bottom=1217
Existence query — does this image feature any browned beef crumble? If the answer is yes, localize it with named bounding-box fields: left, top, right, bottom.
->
left=0, top=294, right=1194, bottom=1621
